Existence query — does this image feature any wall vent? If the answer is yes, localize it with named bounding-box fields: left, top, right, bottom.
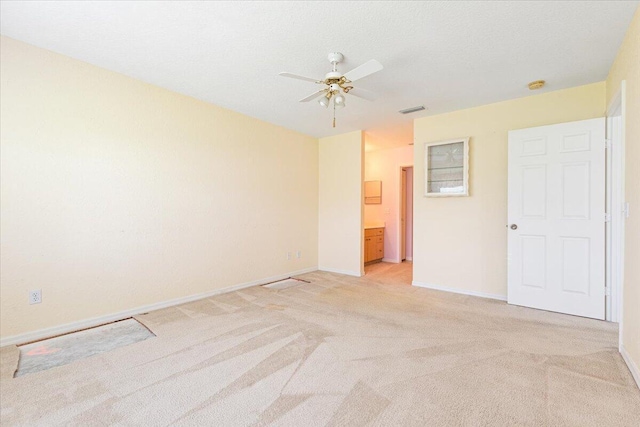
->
left=399, top=105, right=426, bottom=114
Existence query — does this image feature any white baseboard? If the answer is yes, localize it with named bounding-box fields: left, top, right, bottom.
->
left=0, top=266, right=318, bottom=347
left=381, top=258, right=400, bottom=264
left=412, top=281, right=507, bottom=301
left=620, top=344, right=640, bottom=390
left=405, top=257, right=413, bottom=261
left=318, top=267, right=362, bottom=277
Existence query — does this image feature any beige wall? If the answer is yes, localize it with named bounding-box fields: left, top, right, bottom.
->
left=318, top=131, right=364, bottom=276
left=606, top=7, right=640, bottom=378
left=364, top=145, right=413, bottom=262
left=0, top=37, right=319, bottom=340
left=413, top=82, right=606, bottom=298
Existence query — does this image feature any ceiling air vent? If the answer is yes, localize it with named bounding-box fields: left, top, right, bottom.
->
left=399, top=105, right=426, bottom=114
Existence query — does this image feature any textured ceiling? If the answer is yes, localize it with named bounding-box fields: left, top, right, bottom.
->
left=1, top=1, right=637, bottom=151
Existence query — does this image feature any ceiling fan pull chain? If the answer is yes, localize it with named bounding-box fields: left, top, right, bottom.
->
left=333, top=101, right=336, bottom=128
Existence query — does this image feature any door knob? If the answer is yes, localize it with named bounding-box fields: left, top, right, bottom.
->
left=510, top=224, right=518, bottom=230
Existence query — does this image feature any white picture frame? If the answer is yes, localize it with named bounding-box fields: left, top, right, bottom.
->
left=424, top=137, right=470, bottom=197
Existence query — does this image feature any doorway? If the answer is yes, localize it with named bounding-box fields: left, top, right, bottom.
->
left=400, top=166, right=413, bottom=262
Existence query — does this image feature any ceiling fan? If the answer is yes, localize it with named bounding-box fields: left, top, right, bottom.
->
left=279, top=52, right=383, bottom=127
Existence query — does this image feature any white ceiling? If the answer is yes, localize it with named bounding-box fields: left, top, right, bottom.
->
left=1, top=1, right=637, bottom=151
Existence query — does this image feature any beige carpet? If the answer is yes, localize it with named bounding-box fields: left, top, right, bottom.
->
left=1, top=263, right=639, bottom=426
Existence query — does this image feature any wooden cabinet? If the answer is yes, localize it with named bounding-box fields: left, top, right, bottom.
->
left=364, top=227, right=384, bottom=263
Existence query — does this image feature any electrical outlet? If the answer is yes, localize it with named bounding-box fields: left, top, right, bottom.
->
left=287, top=252, right=291, bottom=260
left=29, top=289, right=42, bottom=305
left=296, top=250, right=301, bottom=259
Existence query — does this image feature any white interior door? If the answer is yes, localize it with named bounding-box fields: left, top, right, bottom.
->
left=507, top=118, right=606, bottom=319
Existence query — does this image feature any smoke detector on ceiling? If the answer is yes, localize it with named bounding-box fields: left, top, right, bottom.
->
left=528, top=80, right=545, bottom=90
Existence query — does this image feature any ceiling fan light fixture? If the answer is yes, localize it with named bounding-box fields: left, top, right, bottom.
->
left=318, top=95, right=331, bottom=108
left=334, top=94, right=346, bottom=108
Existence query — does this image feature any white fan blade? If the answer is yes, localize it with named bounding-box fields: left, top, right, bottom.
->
left=279, top=72, right=322, bottom=83
left=299, top=89, right=327, bottom=102
left=343, top=59, right=383, bottom=82
left=348, top=87, right=378, bottom=101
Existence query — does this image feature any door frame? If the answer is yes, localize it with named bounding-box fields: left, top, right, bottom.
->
left=401, top=168, right=407, bottom=261
left=398, top=165, right=413, bottom=263
left=605, top=81, right=626, bottom=331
